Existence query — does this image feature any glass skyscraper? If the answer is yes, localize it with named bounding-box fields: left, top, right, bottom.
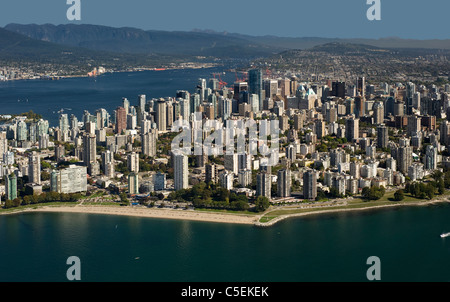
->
left=248, top=69, right=263, bottom=111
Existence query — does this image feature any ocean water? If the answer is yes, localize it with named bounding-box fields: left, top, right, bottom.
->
left=0, top=67, right=236, bottom=127
left=1, top=203, right=450, bottom=282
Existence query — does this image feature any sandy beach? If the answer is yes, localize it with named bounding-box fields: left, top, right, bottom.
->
left=2, top=194, right=450, bottom=227
left=24, top=205, right=260, bottom=225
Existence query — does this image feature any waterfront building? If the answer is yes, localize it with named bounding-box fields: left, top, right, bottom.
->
left=174, top=152, right=189, bottom=191
left=256, top=172, right=271, bottom=199
left=127, top=172, right=139, bottom=195
left=303, top=170, right=317, bottom=200
left=5, top=173, right=17, bottom=200
left=28, top=151, right=41, bottom=185
left=50, top=166, right=87, bottom=194
left=277, top=169, right=291, bottom=197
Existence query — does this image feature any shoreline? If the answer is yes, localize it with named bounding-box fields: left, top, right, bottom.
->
left=255, top=197, right=450, bottom=227
left=9, top=205, right=259, bottom=225
left=1, top=196, right=450, bottom=227
left=0, top=64, right=221, bottom=83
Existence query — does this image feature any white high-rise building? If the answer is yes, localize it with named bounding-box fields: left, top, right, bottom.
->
left=277, top=169, right=291, bottom=197
left=179, top=98, right=190, bottom=121
left=101, top=150, right=115, bottom=178
left=128, top=172, right=139, bottom=195
left=224, top=154, right=239, bottom=175
left=127, top=152, right=139, bottom=173
left=0, top=132, right=7, bottom=159
left=156, top=100, right=167, bottom=131
left=59, top=114, right=69, bottom=133
left=220, top=171, right=234, bottom=190
left=238, top=169, right=252, bottom=187
left=249, top=94, right=260, bottom=113
left=173, top=152, right=188, bottom=191
left=425, top=145, right=437, bottom=170
left=17, top=120, right=27, bottom=142
left=51, top=165, right=87, bottom=194
left=141, top=129, right=157, bottom=157
left=28, top=151, right=41, bottom=185
left=219, top=97, right=232, bottom=120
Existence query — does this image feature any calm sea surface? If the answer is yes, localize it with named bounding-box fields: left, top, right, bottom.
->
left=1, top=204, right=450, bottom=282
left=1, top=69, right=450, bottom=282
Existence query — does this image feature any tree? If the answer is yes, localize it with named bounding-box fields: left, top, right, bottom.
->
left=230, top=200, right=249, bottom=211
left=315, top=188, right=327, bottom=201
left=12, top=198, right=22, bottom=207
left=4, top=200, right=13, bottom=209
left=404, top=182, right=411, bottom=193
left=168, top=191, right=177, bottom=201
left=23, top=195, right=32, bottom=205
left=431, top=171, right=444, bottom=182
left=362, top=187, right=371, bottom=199
left=255, top=196, right=270, bottom=212
left=41, top=160, right=52, bottom=170
left=425, top=183, right=435, bottom=200
left=329, top=187, right=343, bottom=198
left=41, top=171, right=51, bottom=181
left=438, top=178, right=445, bottom=195
left=119, top=192, right=129, bottom=206
left=362, top=186, right=385, bottom=201
left=393, top=189, right=404, bottom=201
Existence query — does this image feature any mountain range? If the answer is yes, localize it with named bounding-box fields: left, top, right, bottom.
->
left=1, top=23, right=449, bottom=78
left=3, top=23, right=279, bottom=58
left=4, top=23, right=450, bottom=58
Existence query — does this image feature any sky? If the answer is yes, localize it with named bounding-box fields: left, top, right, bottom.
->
left=0, top=0, right=448, bottom=39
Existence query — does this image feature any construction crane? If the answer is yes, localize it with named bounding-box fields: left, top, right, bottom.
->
left=212, top=73, right=228, bottom=89
left=235, top=71, right=248, bottom=82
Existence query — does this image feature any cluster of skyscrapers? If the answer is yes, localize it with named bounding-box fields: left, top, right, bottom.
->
left=1, top=70, right=449, bottom=205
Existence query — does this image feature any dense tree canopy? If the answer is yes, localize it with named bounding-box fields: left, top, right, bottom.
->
left=168, top=182, right=251, bottom=211
left=362, top=186, right=385, bottom=200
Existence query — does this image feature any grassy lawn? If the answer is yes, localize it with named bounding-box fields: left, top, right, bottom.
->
left=194, top=208, right=259, bottom=216
left=0, top=198, right=125, bottom=214
left=259, top=189, right=450, bottom=223
left=0, top=201, right=80, bottom=214
left=79, top=191, right=107, bottom=199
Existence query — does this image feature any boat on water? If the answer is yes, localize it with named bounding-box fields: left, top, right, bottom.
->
left=440, top=232, right=450, bottom=238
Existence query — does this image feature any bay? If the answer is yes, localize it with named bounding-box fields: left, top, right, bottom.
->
left=1, top=203, right=450, bottom=282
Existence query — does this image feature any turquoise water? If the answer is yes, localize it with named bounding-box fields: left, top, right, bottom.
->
left=1, top=204, right=450, bottom=282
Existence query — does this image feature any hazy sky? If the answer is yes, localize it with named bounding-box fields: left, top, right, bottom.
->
left=0, top=0, right=448, bottom=39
